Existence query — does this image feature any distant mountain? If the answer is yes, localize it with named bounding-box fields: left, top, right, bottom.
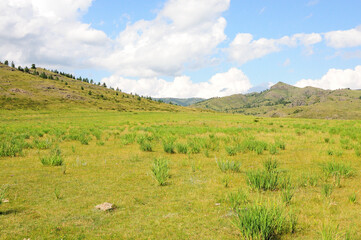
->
left=0, top=63, right=199, bottom=112
left=154, top=98, right=205, bottom=106
left=191, top=82, right=361, bottom=119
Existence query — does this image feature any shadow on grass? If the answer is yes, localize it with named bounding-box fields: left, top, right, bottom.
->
left=0, top=208, right=22, bottom=215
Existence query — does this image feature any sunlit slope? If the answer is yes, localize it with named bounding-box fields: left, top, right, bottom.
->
left=192, top=82, right=361, bottom=119
left=0, top=64, right=194, bottom=112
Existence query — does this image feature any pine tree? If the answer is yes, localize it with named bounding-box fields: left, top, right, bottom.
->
left=11, top=61, right=15, bottom=68
left=31, top=64, right=36, bottom=69
left=4, top=60, right=9, bottom=65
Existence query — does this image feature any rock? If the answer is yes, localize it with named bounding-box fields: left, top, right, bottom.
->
left=2, top=198, right=9, bottom=203
left=215, top=203, right=221, bottom=206
left=95, top=202, right=114, bottom=211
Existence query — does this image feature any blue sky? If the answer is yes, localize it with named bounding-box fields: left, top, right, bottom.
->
left=1, top=0, right=361, bottom=97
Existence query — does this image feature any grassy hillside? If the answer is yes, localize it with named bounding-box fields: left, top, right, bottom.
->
left=0, top=63, right=195, bottom=112
left=154, top=97, right=205, bottom=106
left=192, top=82, right=361, bottom=119
left=1, top=110, right=361, bottom=239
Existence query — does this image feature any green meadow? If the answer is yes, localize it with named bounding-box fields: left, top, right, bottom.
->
left=1, top=110, right=361, bottom=239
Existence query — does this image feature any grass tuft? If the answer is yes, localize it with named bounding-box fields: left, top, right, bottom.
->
left=216, top=158, right=241, bottom=173
left=151, top=158, right=169, bottom=186
left=40, top=147, right=63, bottom=166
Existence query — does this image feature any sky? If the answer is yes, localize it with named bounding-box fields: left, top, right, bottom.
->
left=1, top=0, right=361, bottom=98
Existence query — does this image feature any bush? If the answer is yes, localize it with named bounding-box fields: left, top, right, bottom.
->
left=216, top=158, right=241, bottom=173
left=151, top=158, right=169, bottom=186
left=233, top=201, right=297, bottom=240
left=41, top=148, right=63, bottom=166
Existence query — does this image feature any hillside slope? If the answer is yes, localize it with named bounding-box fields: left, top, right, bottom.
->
left=153, top=98, right=205, bottom=106
left=192, top=82, right=361, bottom=119
left=0, top=63, right=194, bottom=112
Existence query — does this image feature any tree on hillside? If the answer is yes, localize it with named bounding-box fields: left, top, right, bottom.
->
left=17, top=66, right=23, bottom=72
left=4, top=60, right=8, bottom=65
left=24, top=66, right=30, bottom=73
left=11, top=61, right=15, bottom=68
left=31, top=64, right=36, bottom=69
left=40, top=72, right=47, bottom=79
left=102, top=82, right=107, bottom=88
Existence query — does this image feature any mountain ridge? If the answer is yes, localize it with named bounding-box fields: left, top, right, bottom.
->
left=192, top=81, right=361, bottom=119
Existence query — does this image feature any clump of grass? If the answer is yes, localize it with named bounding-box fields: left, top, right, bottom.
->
left=233, top=201, right=297, bottom=240
left=324, top=137, right=330, bottom=143
left=222, top=175, right=230, bottom=188
left=275, top=140, right=286, bottom=150
left=33, top=138, right=53, bottom=149
left=321, top=184, right=333, bottom=198
left=0, top=136, right=25, bottom=157
left=216, top=158, right=241, bottom=173
left=355, top=146, right=361, bottom=157
left=246, top=159, right=287, bottom=191
left=281, top=187, right=295, bottom=205
left=348, top=192, right=357, bottom=204
left=298, top=173, right=319, bottom=187
left=162, top=138, right=175, bottom=154
left=151, top=158, right=169, bottom=186
left=41, top=147, right=63, bottom=166
left=263, top=159, right=278, bottom=172
left=269, top=144, right=278, bottom=155
left=0, top=185, right=9, bottom=204
left=225, top=145, right=238, bottom=156
left=227, top=189, right=248, bottom=210
left=247, top=170, right=280, bottom=191
left=321, top=161, right=354, bottom=178
left=121, top=133, right=136, bottom=145
left=54, top=188, right=62, bottom=200
left=319, top=223, right=350, bottom=240
left=176, top=143, right=188, bottom=154
left=137, top=135, right=153, bottom=152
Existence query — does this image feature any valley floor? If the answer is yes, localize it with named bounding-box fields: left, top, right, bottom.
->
left=1, top=110, right=361, bottom=239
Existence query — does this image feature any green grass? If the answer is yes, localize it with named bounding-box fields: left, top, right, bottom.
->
left=40, top=147, right=63, bottom=166
left=216, top=158, right=241, bottom=173
left=1, top=110, right=361, bottom=239
left=232, top=200, right=296, bottom=240
left=151, top=157, right=169, bottom=186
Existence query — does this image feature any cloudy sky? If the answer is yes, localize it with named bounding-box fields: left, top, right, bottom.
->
left=1, top=0, right=361, bottom=98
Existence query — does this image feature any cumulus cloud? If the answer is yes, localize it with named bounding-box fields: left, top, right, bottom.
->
left=325, top=25, right=361, bottom=48
left=95, top=0, right=230, bottom=77
left=0, top=0, right=110, bottom=67
left=294, top=65, right=361, bottom=90
left=227, top=32, right=322, bottom=65
left=102, top=68, right=252, bottom=98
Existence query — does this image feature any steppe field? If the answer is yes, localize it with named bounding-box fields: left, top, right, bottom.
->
left=1, top=110, right=361, bottom=239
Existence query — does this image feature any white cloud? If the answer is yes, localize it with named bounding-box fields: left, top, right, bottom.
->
left=325, top=26, right=361, bottom=48
left=294, top=65, right=361, bottom=90
left=227, top=32, right=322, bottom=65
left=95, top=0, right=230, bottom=77
left=0, top=0, right=110, bottom=67
left=102, top=67, right=252, bottom=98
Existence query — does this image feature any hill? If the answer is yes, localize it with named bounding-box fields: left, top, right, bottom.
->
left=192, top=82, right=361, bottom=119
left=153, top=97, right=205, bottom=106
left=0, top=63, right=195, bottom=112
